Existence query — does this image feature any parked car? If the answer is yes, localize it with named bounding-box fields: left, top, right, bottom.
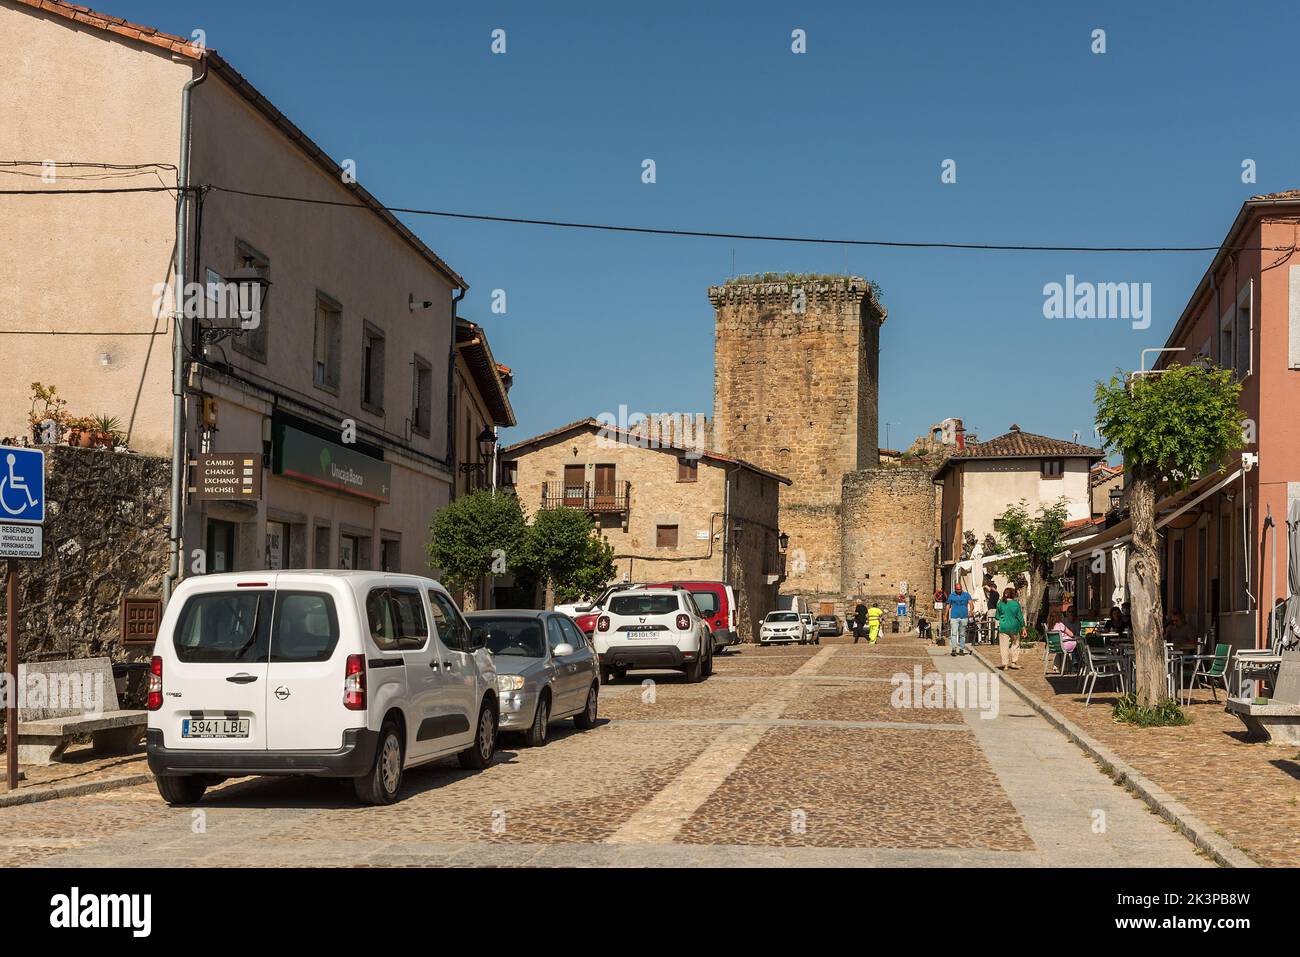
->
left=800, top=613, right=817, bottom=644
left=814, top=614, right=842, bottom=638
left=758, top=610, right=805, bottom=646
left=146, top=571, right=499, bottom=806
left=645, top=580, right=739, bottom=652
left=566, top=582, right=648, bottom=636
left=466, top=610, right=600, bottom=746
left=593, top=587, right=713, bottom=683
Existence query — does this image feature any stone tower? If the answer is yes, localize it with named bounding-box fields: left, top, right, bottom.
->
left=708, top=276, right=887, bottom=597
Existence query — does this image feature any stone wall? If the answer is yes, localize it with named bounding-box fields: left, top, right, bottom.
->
left=0, top=446, right=169, bottom=663
left=841, top=466, right=939, bottom=625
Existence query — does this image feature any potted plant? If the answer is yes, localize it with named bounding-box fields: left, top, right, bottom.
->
left=65, top=416, right=93, bottom=448
left=91, top=414, right=123, bottom=448
left=27, top=382, right=68, bottom=444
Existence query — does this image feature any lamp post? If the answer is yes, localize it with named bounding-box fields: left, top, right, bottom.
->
left=459, top=425, right=499, bottom=490
left=199, top=256, right=272, bottom=348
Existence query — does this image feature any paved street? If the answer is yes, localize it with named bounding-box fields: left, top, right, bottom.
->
left=6, top=634, right=1209, bottom=867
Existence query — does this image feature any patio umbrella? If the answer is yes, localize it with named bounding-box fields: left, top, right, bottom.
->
left=1110, top=545, right=1128, bottom=608
left=970, top=543, right=986, bottom=615
left=1284, top=500, right=1300, bottom=652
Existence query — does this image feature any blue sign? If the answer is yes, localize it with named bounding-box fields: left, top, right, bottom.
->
left=0, top=446, right=45, bottom=524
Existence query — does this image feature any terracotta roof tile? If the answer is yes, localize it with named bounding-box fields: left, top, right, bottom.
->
left=951, top=427, right=1103, bottom=461
left=19, top=0, right=205, bottom=57
left=1249, top=189, right=1300, bottom=202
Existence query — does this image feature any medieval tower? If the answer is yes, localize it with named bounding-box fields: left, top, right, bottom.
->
left=709, top=275, right=937, bottom=616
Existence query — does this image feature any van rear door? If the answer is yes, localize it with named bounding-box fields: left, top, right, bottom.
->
left=160, top=580, right=274, bottom=750
left=264, top=585, right=354, bottom=751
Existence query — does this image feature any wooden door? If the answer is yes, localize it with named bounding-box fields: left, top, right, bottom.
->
left=594, top=464, right=615, bottom=508
left=564, top=465, right=585, bottom=507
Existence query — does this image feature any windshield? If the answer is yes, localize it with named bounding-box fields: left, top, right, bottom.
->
left=767, top=612, right=798, bottom=623
left=477, top=617, right=547, bottom=657
left=609, top=594, right=679, bottom=616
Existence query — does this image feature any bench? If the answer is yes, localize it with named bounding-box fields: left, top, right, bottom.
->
left=1225, top=697, right=1300, bottom=746
left=14, top=657, right=148, bottom=764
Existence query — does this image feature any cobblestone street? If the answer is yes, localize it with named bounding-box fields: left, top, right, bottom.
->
left=5, top=634, right=1210, bottom=867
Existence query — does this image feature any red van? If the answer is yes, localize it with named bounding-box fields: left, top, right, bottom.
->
left=646, top=581, right=738, bottom=652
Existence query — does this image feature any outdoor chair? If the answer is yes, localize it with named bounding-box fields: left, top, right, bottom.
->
left=1044, top=631, right=1070, bottom=676
left=1186, top=643, right=1232, bottom=704
left=1079, top=640, right=1125, bottom=706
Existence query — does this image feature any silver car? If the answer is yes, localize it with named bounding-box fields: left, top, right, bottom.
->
left=466, top=610, right=600, bottom=747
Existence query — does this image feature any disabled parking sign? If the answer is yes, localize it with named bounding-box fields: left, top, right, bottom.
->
left=0, top=445, right=45, bottom=524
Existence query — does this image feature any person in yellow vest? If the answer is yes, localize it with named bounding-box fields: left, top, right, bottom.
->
left=867, top=601, right=884, bottom=644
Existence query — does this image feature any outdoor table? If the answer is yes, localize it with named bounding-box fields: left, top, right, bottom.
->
left=1230, top=654, right=1283, bottom=698
left=1176, top=654, right=1218, bottom=705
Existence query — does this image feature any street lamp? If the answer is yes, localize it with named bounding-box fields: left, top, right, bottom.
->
left=1108, top=486, right=1123, bottom=511
left=459, top=426, right=499, bottom=488
left=200, top=256, right=271, bottom=346
left=778, top=531, right=789, bottom=552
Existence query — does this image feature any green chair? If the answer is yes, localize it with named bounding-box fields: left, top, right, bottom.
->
left=1188, top=643, right=1232, bottom=703
left=1044, top=631, right=1069, bottom=676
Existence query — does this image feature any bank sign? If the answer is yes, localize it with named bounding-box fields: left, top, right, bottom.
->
left=274, top=424, right=391, bottom=504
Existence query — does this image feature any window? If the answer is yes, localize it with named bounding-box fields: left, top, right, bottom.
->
left=271, top=592, right=340, bottom=662
left=206, top=520, right=236, bottom=573
left=1041, top=458, right=1064, bottom=478
left=412, top=355, right=432, bottom=436
left=558, top=616, right=589, bottom=650
left=173, top=591, right=269, bottom=663
left=339, top=534, right=359, bottom=569
left=656, top=524, right=679, bottom=548
left=313, top=525, right=331, bottom=568
left=231, top=241, right=269, bottom=362
left=428, top=590, right=471, bottom=651
left=501, top=461, right=518, bottom=488
left=313, top=294, right=341, bottom=392
left=677, top=458, right=698, bottom=482
left=609, top=594, right=680, bottom=616
left=381, top=538, right=400, bottom=572
left=390, top=588, right=428, bottom=649
left=546, top=616, right=569, bottom=653
left=265, top=521, right=289, bottom=570
left=1235, top=286, right=1252, bottom=380
left=1218, top=508, right=1234, bottom=612
left=362, top=322, right=386, bottom=412
left=366, top=589, right=400, bottom=651
left=1170, top=533, right=1184, bottom=613
left=689, top=590, right=719, bottom=616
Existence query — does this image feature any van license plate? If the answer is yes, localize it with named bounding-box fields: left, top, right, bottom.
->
left=182, top=718, right=250, bottom=738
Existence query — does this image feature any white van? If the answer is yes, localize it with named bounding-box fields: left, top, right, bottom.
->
left=146, top=571, right=499, bottom=805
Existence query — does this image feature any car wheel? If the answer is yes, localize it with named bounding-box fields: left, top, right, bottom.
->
left=702, top=645, right=714, bottom=678
left=574, top=682, right=598, bottom=729
left=523, top=693, right=550, bottom=747
left=600, top=665, right=613, bottom=685
left=458, top=700, right=498, bottom=770
left=683, top=654, right=703, bottom=683
left=354, top=720, right=403, bottom=805
left=614, top=668, right=628, bottom=683
left=155, top=774, right=206, bottom=806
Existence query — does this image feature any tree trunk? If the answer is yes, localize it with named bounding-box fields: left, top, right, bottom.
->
left=461, top=582, right=478, bottom=613
left=1128, top=470, right=1166, bottom=707
left=544, top=578, right=555, bottom=611
left=1024, top=567, right=1045, bottom=636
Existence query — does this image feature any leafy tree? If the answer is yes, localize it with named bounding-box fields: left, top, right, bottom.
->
left=523, top=507, right=616, bottom=608
left=427, top=489, right=526, bottom=611
left=1095, top=363, right=1244, bottom=706
left=993, top=498, right=1070, bottom=634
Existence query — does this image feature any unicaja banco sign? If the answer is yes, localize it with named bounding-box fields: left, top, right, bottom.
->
left=273, top=424, right=391, bottom=503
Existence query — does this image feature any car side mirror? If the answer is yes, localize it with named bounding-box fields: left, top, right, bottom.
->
left=469, top=626, right=488, bottom=650
left=552, top=643, right=574, bottom=657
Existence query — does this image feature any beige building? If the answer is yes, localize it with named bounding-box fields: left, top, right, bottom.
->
left=500, top=418, right=790, bottom=640
left=934, top=426, right=1103, bottom=587
left=0, top=0, right=507, bottom=584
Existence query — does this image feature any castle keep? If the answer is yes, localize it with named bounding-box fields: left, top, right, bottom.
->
left=709, top=276, right=937, bottom=618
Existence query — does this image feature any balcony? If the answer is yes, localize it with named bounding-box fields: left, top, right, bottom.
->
left=542, top=480, right=630, bottom=514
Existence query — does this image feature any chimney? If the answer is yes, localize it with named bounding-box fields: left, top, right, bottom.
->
left=955, top=423, right=966, bottom=450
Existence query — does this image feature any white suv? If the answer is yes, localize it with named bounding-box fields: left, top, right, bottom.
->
left=759, top=611, right=805, bottom=646
left=146, top=571, right=499, bottom=806
left=593, top=587, right=713, bottom=683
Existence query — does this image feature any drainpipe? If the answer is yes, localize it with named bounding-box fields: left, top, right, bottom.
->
left=164, top=60, right=209, bottom=605
left=445, top=286, right=466, bottom=498
left=722, top=468, right=732, bottom=583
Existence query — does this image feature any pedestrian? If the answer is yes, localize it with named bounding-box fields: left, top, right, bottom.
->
left=867, top=600, right=884, bottom=644
left=996, top=586, right=1025, bottom=670
left=852, top=599, right=868, bottom=643
left=946, top=582, right=974, bottom=656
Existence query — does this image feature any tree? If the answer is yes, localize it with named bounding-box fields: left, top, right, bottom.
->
left=523, top=507, right=616, bottom=608
left=1095, top=363, right=1244, bottom=707
left=427, top=489, right=526, bottom=611
left=993, top=498, right=1070, bottom=634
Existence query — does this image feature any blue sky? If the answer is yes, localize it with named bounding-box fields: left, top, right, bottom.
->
left=112, top=0, right=1300, bottom=452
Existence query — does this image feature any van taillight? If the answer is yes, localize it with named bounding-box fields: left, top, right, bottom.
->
left=675, top=614, right=690, bottom=630
left=344, top=654, right=366, bottom=710
left=147, top=656, right=163, bottom=711
left=597, top=616, right=610, bottom=632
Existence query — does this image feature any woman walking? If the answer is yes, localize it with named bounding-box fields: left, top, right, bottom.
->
left=995, top=586, right=1025, bottom=670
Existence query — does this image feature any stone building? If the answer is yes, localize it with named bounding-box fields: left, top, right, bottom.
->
left=499, top=418, right=790, bottom=640
left=708, top=276, right=938, bottom=623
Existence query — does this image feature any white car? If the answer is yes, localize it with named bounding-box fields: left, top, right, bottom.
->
left=759, top=611, right=805, bottom=646
left=593, top=587, right=713, bottom=683
left=146, top=571, right=499, bottom=806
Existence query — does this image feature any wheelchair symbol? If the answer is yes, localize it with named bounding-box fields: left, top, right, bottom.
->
left=1, top=452, right=40, bottom=517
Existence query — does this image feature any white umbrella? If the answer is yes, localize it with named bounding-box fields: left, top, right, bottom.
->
left=1110, top=545, right=1128, bottom=608
left=1283, top=500, right=1300, bottom=651
left=969, top=542, right=986, bottom=616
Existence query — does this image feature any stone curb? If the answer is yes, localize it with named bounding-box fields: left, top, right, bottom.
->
left=969, top=647, right=1258, bottom=869
left=0, top=772, right=152, bottom=808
